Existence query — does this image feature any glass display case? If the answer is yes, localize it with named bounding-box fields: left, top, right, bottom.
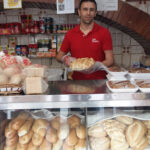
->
left=0, top=80, right=150, bottom=150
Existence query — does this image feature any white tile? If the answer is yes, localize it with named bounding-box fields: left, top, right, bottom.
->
left=130, top=46, right=145, bottom=54
left=0, top=14, right=7, bottom=23
left=1, top=37, right=8, bottom=45
left=115, top=33, right=122, bottom=46
left=122, top=34, right=131, bottom=47
left=114, top=54, right=122, bottom=66
left=113, top=46, right=122, bottom=55
left=131, top=38, right=138, bottom=45
left=130, top=54, right=144, bottom=66
left=6, top=15, right=19, bottom=22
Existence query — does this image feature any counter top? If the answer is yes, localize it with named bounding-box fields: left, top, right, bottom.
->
left=0, top=80, right=150, bottom=110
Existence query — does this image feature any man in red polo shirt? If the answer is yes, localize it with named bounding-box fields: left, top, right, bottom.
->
left=56, top=0, right=114, bottom=80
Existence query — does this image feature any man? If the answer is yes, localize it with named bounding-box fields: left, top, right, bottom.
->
left=56, top=0, right=114, bottom=80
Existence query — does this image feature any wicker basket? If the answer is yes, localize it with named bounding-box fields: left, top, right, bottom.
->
left=0, top=84, right=22, bottom=95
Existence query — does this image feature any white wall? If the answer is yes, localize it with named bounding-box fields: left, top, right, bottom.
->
left=0, top=7, right=145, bottom=68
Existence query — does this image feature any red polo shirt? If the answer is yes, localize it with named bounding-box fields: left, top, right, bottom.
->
left=60, top=23, right=113, bottom=80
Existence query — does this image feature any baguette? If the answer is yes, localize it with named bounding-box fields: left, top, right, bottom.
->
left=39, top=139, right=52, bottom=150
left=5, top=123, right=17, bottom=139
left=16, top=142, right=28, bottom=150
left=6, top=135, right=18, bottom=146
left=18, top=118, right=34, bottom=137
left=27, top=141, right=38, bottom=150
left=46, top=128, right=57, bottom=144
left=32, top=132, right=44, bottom=146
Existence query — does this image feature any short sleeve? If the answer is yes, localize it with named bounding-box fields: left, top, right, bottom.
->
left=60, top=32, right=70, bottom=53
left=102, top=29, right=113, bottom=51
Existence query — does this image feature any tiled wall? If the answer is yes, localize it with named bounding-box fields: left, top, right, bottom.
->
left=0, top=6, right=145, bottom=68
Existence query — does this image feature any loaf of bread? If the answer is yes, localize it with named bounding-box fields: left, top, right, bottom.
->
left=116, top=116, right=133, bottom=125
left=16, top=142, right=28, bottom=150
left=6, top=135, right=18, bottom=146
left=76, top=125, right=86, bottom=139
left=62, top=141, right=74, bottom=150
left=65, top=129, right=78, bottom=146
left=11, top=113, right=29, bottom=130
left=5, top=123, right=17, bottom=139
left=50, top=117, right=61, bottom=130
left=46, top=128, right=58, bottom=144
left=27, top=141, right=38, bottom=150
left=32, top=119, right=49, bottom=137
left=19, top=130, right=33, bottom=145
left=39, top=139, right=52, bottom=150
left=132, top=136, right=148, bottom=150
left=67, top=115, right=81, bottom=128
left=88, top=122, right=107, bottom=138
left=25, top=77, right=48, bottom=94
left=75, top=139, right=86, bottom=150
left=111, top=139, right=129, bottom=150
left=32, top=132, right=44, bottom=146
left=126, top=121, right=147, bottom=147
left=58, top=123, right=69, bottom=140
left=89, top=136, right=110, bottom=150
left=143, top=120, right=150, bottom=129
left=52, top=139, right=63, bottom=150
left=4, top=144, right=17, bottom=150
left=70, top=58, right=95, bottom=71
left=103, top=120, right=126, bottom=142
left=18, top=117, right=34, bottom=137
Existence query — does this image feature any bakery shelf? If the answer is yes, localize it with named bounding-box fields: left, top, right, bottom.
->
left=0, top=80, right=150, bottom=110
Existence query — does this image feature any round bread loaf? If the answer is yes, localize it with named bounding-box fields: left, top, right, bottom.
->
left=116, top=116, right=133, bottom=125
left=16, top=142, right=28, bottom=150
left=76, top=125, right=86, bottom=139
left=51, top=116, right=65, bottom=130
left=32, top=132, right=44, bottom=146
left=65, top=129, right=78, bottom=146
left=32, top=119, right=49, bottom=137
left=46, top=128, right=57, bottom=144
left=67, top=115, right=81, bottom=129
left=75, top=139, right=86, bottom=150
left=111, top=139, right=129, bottom=150
left=6, top=135, right=18, bottom=146
left=19, top=130, right=33, bottom=145
left=88, top=122, right=107, bottom=138
left=39, top=139, right=52, bottom=150
left=27, top=141, right=38, bottom=150
left=63, top=141, right=74, bottom=150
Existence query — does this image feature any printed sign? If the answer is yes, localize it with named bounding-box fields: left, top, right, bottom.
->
left=57, top=0, right=75, bottom=14
left=96, top=0, right=118, bottom=11
left=3, top=0, right=22, bottom=9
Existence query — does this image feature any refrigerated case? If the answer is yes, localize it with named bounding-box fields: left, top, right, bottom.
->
left=1, top=80, right=150, bottom=150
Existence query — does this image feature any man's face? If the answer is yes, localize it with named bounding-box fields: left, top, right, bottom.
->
left=78, top=2, right=97, bottom=25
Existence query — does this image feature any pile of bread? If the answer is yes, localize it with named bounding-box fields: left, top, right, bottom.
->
left=108, top=81, right=136, bottom=89
left=88, top=116, right=150, bottom=150
left=4, top=112, right=86, bottom=150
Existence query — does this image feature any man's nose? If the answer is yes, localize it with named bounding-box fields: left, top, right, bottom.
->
left=87, top=9, right=90, bottom=15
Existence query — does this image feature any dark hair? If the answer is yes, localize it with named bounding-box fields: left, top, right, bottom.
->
left=78, top=0, right=97, bottom=10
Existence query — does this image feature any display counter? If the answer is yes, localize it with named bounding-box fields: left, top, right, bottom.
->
left=0, top=80, right=150, bottom=150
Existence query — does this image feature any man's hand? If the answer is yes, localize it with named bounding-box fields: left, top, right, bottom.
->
left=79, top=61, right=108, bottom=74
left=62, top=55, right=76, bottom=67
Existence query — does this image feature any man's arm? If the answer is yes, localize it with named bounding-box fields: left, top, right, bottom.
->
left=56, top=51, right=67, bottom=63
left=102, top=50, right=114, bottom=67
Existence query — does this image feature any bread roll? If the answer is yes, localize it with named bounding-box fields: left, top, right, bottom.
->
left=40, top=139, right=52, bottom=150
left=143, top=120, right=150, bottom=129
left=46, top=128, right=57, bottom=144
left=32, top=132, right=44, bottom=146
left=88, top=122, right=107, bottom=138
left=103, top=120, right=126, bottom=142
left=66, top=129, right=78, bottom=146
left=27, top=141, right=38, bottom=150
left=18, top=118, right=34, bottom=137
left=51, top=117, right=64, bottom=130
left=17, top=143, right=28, bottom=150
left=32, top=119, right=49, bottom=137
left=12, top=113, right=29, bottom=130
left=89, top=136, right=110, bottom=150
left=126, top=121, right=147, bottom=147
left=6, top=135, right=18, bottom=146
left=75, top=139, right=86, bottom=150
left=63, top=142, right=74, bottom=150
left=111, top=139, right=129, bottom=150
left=116, top=116, right=133, bottom=125
left=5, top=123, right=17, bottom=139
left=67, top=115, right=81, bottom=128
left=52, top=139, right=63, bottom=150
left=76, top=125, right=86, bottom=139
left=58, top=123, right=69, bottom=140
left=4, top=144, right=17, bottom=150
left=132, top=136, right=148, bottom=150
left=19, top=130, right=33, bottom=145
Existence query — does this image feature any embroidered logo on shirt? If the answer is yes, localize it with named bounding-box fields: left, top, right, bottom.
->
left=92, top=38, right=99, bottom=43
